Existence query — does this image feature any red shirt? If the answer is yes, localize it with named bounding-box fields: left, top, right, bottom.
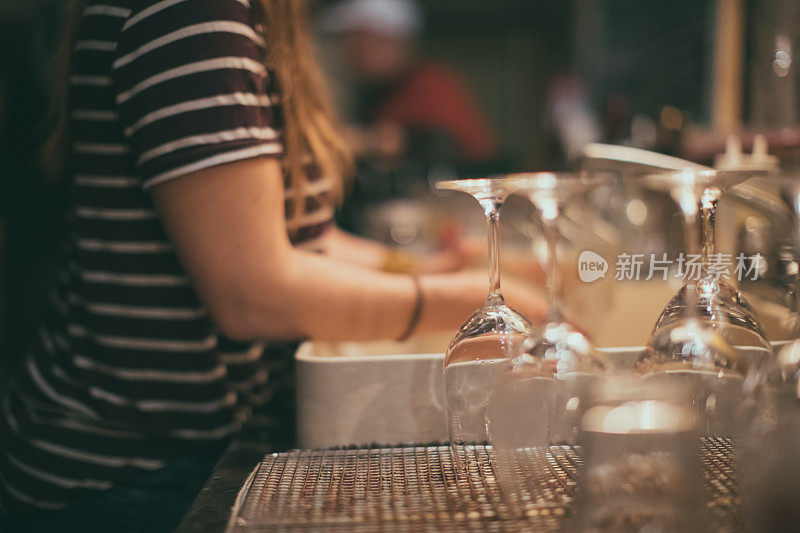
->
left=375, top=63, right=496, bottom=161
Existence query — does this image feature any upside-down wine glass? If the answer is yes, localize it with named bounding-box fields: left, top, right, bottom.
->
left=637, top=170, right=773, bottom=437
left=486, top=172, right=612, bottom=508
left=435, top=177, right=535, bottom=470
left=651, top=170, right=771, bottom=352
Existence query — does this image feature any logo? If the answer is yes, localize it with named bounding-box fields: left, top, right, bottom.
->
left=578, top=250, right=608, bottom=282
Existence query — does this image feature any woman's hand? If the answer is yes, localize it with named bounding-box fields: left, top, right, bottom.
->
left=322, top=225, right=472, bottom=275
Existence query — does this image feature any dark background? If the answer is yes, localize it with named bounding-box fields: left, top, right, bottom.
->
left=2, top=0, right=796, bottom=389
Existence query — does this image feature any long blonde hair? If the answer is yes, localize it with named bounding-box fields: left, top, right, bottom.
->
left=44, top=0, right=352, bottom=207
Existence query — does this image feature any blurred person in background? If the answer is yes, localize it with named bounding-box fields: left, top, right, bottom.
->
left=0, top=0, right=545, bottom=530
left=544, top=73, right=601, bottom=166
left=321, top=0, right=498, bottom=234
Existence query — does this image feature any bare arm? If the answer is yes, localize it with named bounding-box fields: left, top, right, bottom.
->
left=151, top=157, right=546, bottom=342
left=319, top=226, right=388, bottom=271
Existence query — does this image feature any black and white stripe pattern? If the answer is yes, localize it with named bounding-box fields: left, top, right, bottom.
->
left=0, top=0, right=332, bottom=513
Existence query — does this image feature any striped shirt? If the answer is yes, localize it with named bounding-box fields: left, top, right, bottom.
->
left=0, top=0, right=335, bottom=513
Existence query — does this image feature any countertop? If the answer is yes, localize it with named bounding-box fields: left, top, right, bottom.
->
left=176, top=437, right=274, bottom=533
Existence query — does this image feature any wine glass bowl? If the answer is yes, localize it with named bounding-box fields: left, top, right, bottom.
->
left=638, top=319, right=753, bottom=436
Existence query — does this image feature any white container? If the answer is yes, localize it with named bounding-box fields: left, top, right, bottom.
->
left=295, top=342, right=643, bottom=448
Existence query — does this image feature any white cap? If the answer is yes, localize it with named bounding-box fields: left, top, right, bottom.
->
left=714, top=134, right=779, bottom=172
left=320, top=0, right=423, bottom=37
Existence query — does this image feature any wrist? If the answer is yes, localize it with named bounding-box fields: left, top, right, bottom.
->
left=414, top=272, right=486, bottom=333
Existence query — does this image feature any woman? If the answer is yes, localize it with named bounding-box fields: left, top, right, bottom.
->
left=0, top=0, right=545, bottom=530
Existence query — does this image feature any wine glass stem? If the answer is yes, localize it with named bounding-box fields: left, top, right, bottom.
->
left=683, top=204, right=701, bottom=317
left=699, top=193, right=718, bottom=273
left=542, top=216, right=562, bottom=320
left=486, top=208, right=503, bottom=304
